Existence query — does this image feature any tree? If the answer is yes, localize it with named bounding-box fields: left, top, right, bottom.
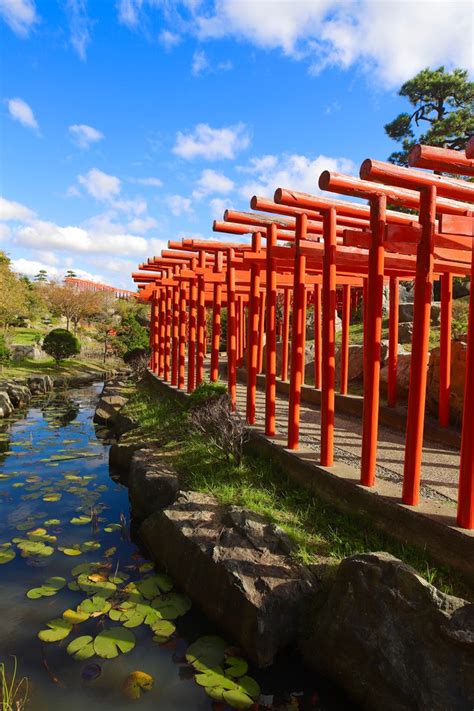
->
left=43, top=328, right=80, bottom=364
left=114, top=312, right=149, bottom=356
left=0, top=252, right=28, bottom=331
left=0, top=335, right=10, bottom=372
left=34, top=269, right=48, bottom=282
left=44, top=283, right=102, bottom=332
left=385, top=67, right=474, bottom=166
left=66, top=270, right=77, bottom=278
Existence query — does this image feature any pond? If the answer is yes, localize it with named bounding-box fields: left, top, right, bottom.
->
left=0, top=383, right=352, bottom=710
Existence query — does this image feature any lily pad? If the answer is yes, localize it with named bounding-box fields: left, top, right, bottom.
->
left=38, top=617, right=73, bottom=642
left=151, top=619, right=176, bottom=643
left=0, top=543, right=15, bottom=565
left=67, top=635, right=95, bottom=661
left=44, top=519, right=60, bottom=526
left=137, top=573, right=173, bottom=599
left=93, top=627, right=135, bottom=659
left=222, top=688, right=255, bottom=709
left=76, top=574, right=116, bottom=598
left=104, top=523, right=121, bottom=533
left=186, top=636, right=227, bottom=671
left=71, top=561, right=101, bottom=577
left=59, top=546, right=82, bottom=557
left=16, top=539, right=54, bottom=558
left=81, top=541, right=101, bottom=552
left=43, top=493, right=62, bottom=502
left=122, top=671, right=154, bottom=700
left=70, top=515, right=91, bottom=525
left=151, top=592, right=191, bottom=620
left=225, top=657, right=249, bottom=678
left=78, top=596, right=111, bottom=618
left=27, top=576, right=66, bottom=599
left=62, top=608, right=90, bottom=624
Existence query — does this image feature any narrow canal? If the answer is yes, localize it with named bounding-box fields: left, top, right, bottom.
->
left=0, top=383, right=351, bottom=710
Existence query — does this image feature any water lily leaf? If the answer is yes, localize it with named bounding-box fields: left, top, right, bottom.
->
left=151, top=592, right=191, bottom=620
left=62, top=608, right=90, bottom=624
left=43, top=493, right=62, bottom=502
left=93, top=627, right=135, bottom=659
left=78, top=595, right=111, bottom=618
left=81, top=541, right=101, bottom=552
left=27, top=528, right=56, bottom=544
left=59, top=546, right=82, bottom=556
left=44, top=519, right=60, bottom=526
left=71, top=561, right=101, bottom=577
left=151, top=619, right=176, bottom=643
left=103, top=547, right=116, bottom=558
left=68, top=581, right=80, bottom=591
left=67, top=635, right=95, bottom=661
left=195, top=667, right=226, bottom=688
left=138, top=562, right=154, bottom=573
left=104, top=523, right=121, bottom=533
left=222, top=688, right=254, bottom=709
left=26, top=576, right=66, bottom=599
left=38, top=617, right=73, bottom=642
left=137, top=574, right=173, bottom=600
left=122, top=671, right=154, bottom=700
left=0, top=543, right=15, bottom=565
left=225, top=657, right=248, bottom=678
left=77, top=574, right=116, bottom=598
left=16, top=539, right=54, bottom=558
left=186, top=636, right=227, bottom=670
left=108, top=571, right=129, bottom=584
left=237, top=676, right=261, bottom=699
left=70, top=515, right=91, bottom=525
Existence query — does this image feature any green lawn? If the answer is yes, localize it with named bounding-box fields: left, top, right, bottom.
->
left=0, top=357, right=119, bottom=380
left=8, top=327, right=44, bottom=345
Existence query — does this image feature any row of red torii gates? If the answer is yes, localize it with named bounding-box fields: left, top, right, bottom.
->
left=64, top=276, right=137, bottom=300
left=133, top=140, right=474, bottom=530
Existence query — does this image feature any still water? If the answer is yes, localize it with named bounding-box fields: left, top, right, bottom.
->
left=0, top=384, right=351, bottom=711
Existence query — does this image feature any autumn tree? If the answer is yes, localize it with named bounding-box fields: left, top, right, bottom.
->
left=385, top=67, right=474, bottom=165
left=0, top=252, right=28, bottom=331
left=45, top=283, right=103, bottom=332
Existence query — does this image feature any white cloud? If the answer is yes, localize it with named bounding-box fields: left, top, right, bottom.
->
left=78, top=168, right=121, bottom=201
left=127, top=216, right=158, bottom=233
left=237, top=152, right=356, bottom=199
left=0, top=0, right=38, bottom=36
left=0, top=196, right=35, bottom=221
left=159, top=29, right=181, bottom=49
left=69, top=123, right=104, bottom=149
left=65, top=0, right=91, bottom=60
left=192, top=48, right=209, bottom=76
left=112, top=198, right=147, bottom=215
left=192, top=0, right=473, bottom=86
left=132, top=176, right=163, bottom=187
left=117, top=0, right=140, bottom=28
left=192, top=168, right=234, bottom=199
left=7, top=97, right=39, bottom=131
left=166, top=194, right=193, bottom=216
left=0, top=223, right=11, bottom=241
left=11, top=257, right=106, bottom=283
left=173, top=122, right=250, bottom=160
left=209, top=197, right=230, bottom=219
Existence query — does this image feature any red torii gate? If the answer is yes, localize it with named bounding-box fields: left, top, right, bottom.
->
left=133, top=142, right=474, bottom=530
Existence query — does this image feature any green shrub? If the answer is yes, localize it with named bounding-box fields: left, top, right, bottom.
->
left=186, top=381, right=228, bottom=410
left=115, top=314, right=149, bottom=356
left=43, top=328, right=80, bottom=364
left=0, top=335, right=11, bottom=368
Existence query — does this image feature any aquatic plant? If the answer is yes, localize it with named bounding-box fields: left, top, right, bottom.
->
left=122, top=671, right=154, bottom=700
left=0, top=657, right=28, bottom=711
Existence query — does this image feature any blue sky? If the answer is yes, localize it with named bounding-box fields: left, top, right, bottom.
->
left=0, top=0, right=472, bottom=288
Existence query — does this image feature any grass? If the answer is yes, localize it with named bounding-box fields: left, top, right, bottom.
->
left=0, top=657, right=28, bottom=710
left=1, top=357, right=121, bottom=380
left=121, top=382, right=472, bottom=601
left=7, top=327, right=43, bottom=346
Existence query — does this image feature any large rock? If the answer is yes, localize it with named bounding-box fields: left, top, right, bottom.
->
left=380, top=351, right=413, bottom=395
left=334, top=344, right=365, bottom=382
left=427, top=337, right=467, bottom=423
left=399, top=302, right=441, bottom=325
left=1, top=382, right=31, bottom=407
left=27, top=375, right=53, bottom=394
left=10, top=344, right=44, bottom=362
left=299, top=552, right=474, bottom=711
left=128, top=448, right=180, bottom=522
left=93, top=394, right=127, bottom=426
left=398, top=321, right=414, bottom=344
left=140, top=491, right=316, bottom=667
left=0, top=391, right=14, bottom=417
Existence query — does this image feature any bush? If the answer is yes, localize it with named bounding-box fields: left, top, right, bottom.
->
left=43, top=328, right=80, bottom=364
left=123, top=347, right=150, bottom=379
left=187, top=381, right=247, bottom=465
left=115, top=313, right=149, bottom=356
left=0, top=334, right=11, bottom=368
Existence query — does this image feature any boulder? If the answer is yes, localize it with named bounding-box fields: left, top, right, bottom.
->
left=299, top=552, right=474, bottom=711
left=334, top=344, right=365, bottom=382
left=427, top=338, right=467, bottom=423
left=380, top=351, right=413, bottom=395
left=453, top=278, right=470, bottom=299
left=398, top=321, right=414, bottom=344
left=140, top=491, right=316, bottom=667
left=128, top=448, right=180, bottom=521
left=27, top=375, right=53, bottom=394
left=399, top=281, right=415, bottom=304
left=0, top=391, right=13, bottom=417
left=11, top=344, right=44, bottom=361
left=1, top=382, right=31, bottom=407
left=399, top=302, right=441, bottom=325
left=93, top=394, right=127, bottom=426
